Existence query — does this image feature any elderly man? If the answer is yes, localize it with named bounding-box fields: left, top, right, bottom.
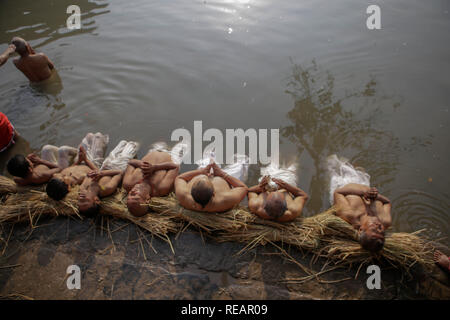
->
left=123, top=145, right=179, bottom=217
left=333, top=184, right=392, bottom=252
left=248, top=176, right=308, bottom=222
left=175, top=161, right=248, bottom=213
left=10, top=37, right=54, bottom=82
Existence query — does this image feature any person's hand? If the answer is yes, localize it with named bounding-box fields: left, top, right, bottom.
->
left=78, top=146, right=87, bottom=162
left=141, top=161, right=154, bottom=176
left=364, top=187, right=378, bottom=200
left=259, top=175, right=270, bottom=187
left=6, top=44, right=16, bottom=55
left=272, top=178, right=287, bottom=189
left=27, top=153, right=42, bottom=164
left=87, top=170, right=102, bottom=181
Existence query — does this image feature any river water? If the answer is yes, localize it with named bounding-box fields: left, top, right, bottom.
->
left=0, top=0, right=449, bottom=274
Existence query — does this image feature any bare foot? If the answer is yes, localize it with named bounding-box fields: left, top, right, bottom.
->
left=434, top=250, right=450, bottom=270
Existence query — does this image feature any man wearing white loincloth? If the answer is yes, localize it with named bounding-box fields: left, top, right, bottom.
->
left=328, top=155, right=392, bottom=252
left=247, top=163, right=309, bottom=222
left=77, top=140, right=139, bottom=216
left=175, top=155, right=248, bottom=213
left=123, top=142, right=181, bottom=217
left=46, top=133, right=109, bottom=200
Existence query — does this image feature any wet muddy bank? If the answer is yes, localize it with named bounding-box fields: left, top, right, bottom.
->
left=0, top=215, right=448, bottom=300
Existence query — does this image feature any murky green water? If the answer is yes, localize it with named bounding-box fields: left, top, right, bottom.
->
left=0, top=0, right=449, bottom=245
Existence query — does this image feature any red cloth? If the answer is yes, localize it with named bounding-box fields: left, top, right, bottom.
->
left=0, top=112, right=14, bottom=152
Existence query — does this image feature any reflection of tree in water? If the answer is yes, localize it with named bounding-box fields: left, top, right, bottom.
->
left=0, top=0, right=109, bottom=47
left=282, top=60, right=402, bottom=213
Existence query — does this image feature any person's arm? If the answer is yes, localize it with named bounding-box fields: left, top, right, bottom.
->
left=128, top=159, right=144, bottom=168
left=211, top=163, right=247, bottom=189
left=142, top=162, right=178, bottom=177
left=177, top=168, right=208, bottom=182
left=44, top=54, right=54, bottom=70
left=375, top=193, right=392, bottom=228
left=76, top=146, right=98, bottom=171
left=27, top=153, right=59, bottom=169
left=272, top=178, right=308, bottom=199
left=248, top=185, right=264, bottom=193
left=99, top=172, right=124, bottom=197
left=334, top=183, right=371, bottom=197
left=157, top=164, right=180, bottom=195
left=40, top=167, right=63, bottom=182
left=174, top=177, right=201, bottom=211
left=0, top=45, right=15, bottom=67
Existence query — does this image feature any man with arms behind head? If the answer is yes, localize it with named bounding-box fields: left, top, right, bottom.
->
left=175, top=161, right=248, bottom=213
left=123, top=147, right=179, bottom=217
left=333, top=184, right=391, bottom=252
left=248, top=176, right=308, bottom=222
left=11, top=37, right=54, bottom=82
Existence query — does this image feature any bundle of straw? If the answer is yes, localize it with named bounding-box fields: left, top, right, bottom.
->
left=0, top=176, right=436, bottom=274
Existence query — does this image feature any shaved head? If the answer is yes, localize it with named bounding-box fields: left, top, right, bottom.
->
left=11, top=37, right=29, bottom=56
left=264, top=192, right=287, bottom=219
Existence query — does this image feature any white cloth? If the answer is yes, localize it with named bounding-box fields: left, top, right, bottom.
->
left=259, top=162, right=298, bottom=191
left=101, top=140, right=139, bottom=171
left=327, top=154, right=370, bottom=205
left=196, top=150, right=249, bottom=182
left=78, top=132, right=109, bottom=168
left=41, top=145, right=78, bottom=169
left=147, top=141, right=189, bottom=165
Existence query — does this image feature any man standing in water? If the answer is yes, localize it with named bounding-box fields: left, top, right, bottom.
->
left=248, top=176, right=309, bottom=222
left=123, top=146, right=179, bottom=217
left=175, top=161, right=248, bottom=213
left=333, top=183, right=392, bottom=252
left=10, top=37, right=54, bottom=82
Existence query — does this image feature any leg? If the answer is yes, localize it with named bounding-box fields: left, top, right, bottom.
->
left=40, top=145, right=59, bottom=165
left=57, top=146, right=78, bottom=169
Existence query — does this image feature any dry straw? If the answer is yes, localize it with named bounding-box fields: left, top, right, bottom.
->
left=0, top=175, right=436, bottom=274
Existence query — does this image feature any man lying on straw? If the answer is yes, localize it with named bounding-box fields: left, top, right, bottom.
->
left=328, top=155, right=392, bottom=252
left=123, top=142, right=180, bottom=217
left=7, top=144, right=78, bottom=186
left=46, top=133, right=109, bottom=200
left=77, top=140, right=139, bottom=216
left=248, top=162, right=308, bottom=222
left=248, top=176, right=309, bottom=222
left=175, top=160, right=248, bottom=213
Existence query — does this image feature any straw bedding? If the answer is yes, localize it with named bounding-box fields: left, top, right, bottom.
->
left=0, top=175, right=436, bottom=274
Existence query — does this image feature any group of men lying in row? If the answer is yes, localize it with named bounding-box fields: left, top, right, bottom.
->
left=5, top=133, right=391, bottom=253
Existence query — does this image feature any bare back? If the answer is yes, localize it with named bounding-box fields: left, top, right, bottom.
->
left=14, top=53, right=53, bottom=82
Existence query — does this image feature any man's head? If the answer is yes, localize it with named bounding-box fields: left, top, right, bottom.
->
left=7, top=154, right=32, bottom=178
left=127, top=182, right=151, bottom=217
left=191, top=178, right=214, bottom=208
left=78, top=189, right=100, bottom=217
left=359, top=216, right=386, bottom=252
left=46, top=178, right=69, bottom=200
left=264, top=192, right=287, bottom=219
left=11, top=37, right=30, bottom=56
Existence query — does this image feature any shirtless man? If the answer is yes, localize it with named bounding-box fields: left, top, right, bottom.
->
left=11, top=37, right=54, bottom=82
left=248, top=176, right=309, bottom=222
left=333, top=183, right=392, bottom=252
left=123, top=149, right=179, bottom=216
left=7, top=153, right=62, bottom=186
left=46, top=146, right=94, bottom=200
left=175, top=161, right=248, bottom=213
left=78, top=140, right=138, bottom=216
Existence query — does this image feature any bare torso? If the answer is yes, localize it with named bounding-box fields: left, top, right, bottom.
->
left=336, top=195, right=389, bottom=229
left=54, top=165, right=91, bottom=187
left=123, top=150, right=176, bottom=196
left=14, top=54, right=53, bottom=82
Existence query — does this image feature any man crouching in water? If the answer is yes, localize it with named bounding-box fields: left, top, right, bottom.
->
left=123, top=149, right=179, bottom=217
left=333, top=183, right=392, bottom=252
left=248, top=176, right=309, bottom=222
left=175, top=161, right=248, bottom=213
left=46, top=146, right=95, bottom=200
left=11, top=37, right=55, bottom=82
